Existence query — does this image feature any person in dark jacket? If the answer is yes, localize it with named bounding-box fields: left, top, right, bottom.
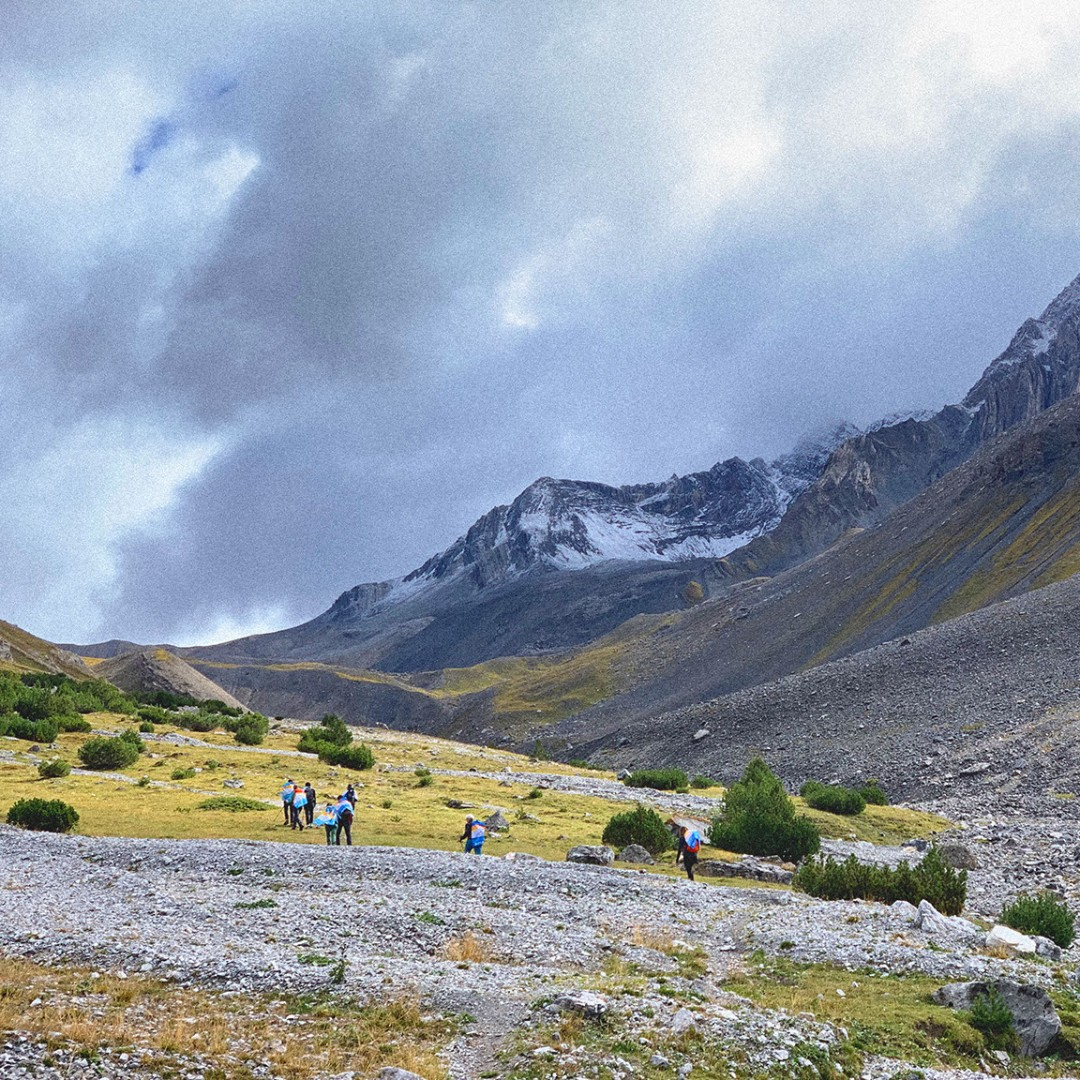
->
left=460, top=815, right=485, bottom=855
left=335, top=794, right=354, bottom=846
left=303, top=782, right=316, bottom=826
left=345, top=784, right=357, bottom=807
left=675, top=824, right=702, bottom=881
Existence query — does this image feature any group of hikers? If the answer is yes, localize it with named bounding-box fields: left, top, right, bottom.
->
left=280, top=779, right=357, bottom=845
left=278, top=778, right=703, bottom=874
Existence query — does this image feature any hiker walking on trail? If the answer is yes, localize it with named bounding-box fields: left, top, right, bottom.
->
left=280, top=780, right=294, bottom=826
left=303, top=782, right=316, bottom=826
left=315, top=802, right=338, bottom=845
left=460, top=815, right=485, bottom=855
left=344, top=784, right=357, bottom=808
left=291, top=783, right=307, bottom=830
left=676, top=824, right=701, bottom=881
left=335, top=794, right=354, bottom=846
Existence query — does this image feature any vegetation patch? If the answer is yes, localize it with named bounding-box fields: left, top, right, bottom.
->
left=1001, top=891, right=1076, bottom=948
left=7, top=796, right=79, bottom=832
left=602, top=805, right=674, bottom=854
left=196, top=795, right=271, bottom=812
left=800, top=781, right=866, bottom=816
left=623, top=767, right=689, bottom=791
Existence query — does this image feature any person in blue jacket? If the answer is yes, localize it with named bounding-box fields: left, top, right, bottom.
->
left=280, top=779, right=294, bottom=826
left=460, top=815, right=485, bottom=855
left=314, top=801, right=338, bottom=845
left=290, top=783, right=307, bottom=831
left=335, top=794, right=354, bottom=846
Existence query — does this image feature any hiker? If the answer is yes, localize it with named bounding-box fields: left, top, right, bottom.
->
left=280, top=779, right=294, bottom=826
left=676, top=824, right=702, bottom=881
left=303, top=782, right=316, bottom=826
left=345, top=783, right=357, bottom=808
left=460, top=815, right=485, bottom=855
left=314, top=801, right=338, bottom=845
left=291, top=783, right=307, bottom=830
left=335, top=793, right=354, bottom=846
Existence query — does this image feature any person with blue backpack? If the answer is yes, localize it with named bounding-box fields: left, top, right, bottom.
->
left=676, top=824, right=702, bottom=881
left=334, top=793, right=354, bottom=846
left=460, top=815, right=485, bottom=855
left=314, top=801, right=338, bottom=845
left=280, top=779, right=294, bottom=826
left=290, top=783, right=307, bottom=830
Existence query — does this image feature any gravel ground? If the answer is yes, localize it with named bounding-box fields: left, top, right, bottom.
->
left=3, top=823, right=1077, bottom=1079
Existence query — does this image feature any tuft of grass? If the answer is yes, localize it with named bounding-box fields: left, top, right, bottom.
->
left=444, top=931, right=497, bottom=963
left=196, top=795, right=271, bottom=812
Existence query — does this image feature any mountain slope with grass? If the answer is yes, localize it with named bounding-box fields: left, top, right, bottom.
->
left=0, top=620, right=94, bottom=679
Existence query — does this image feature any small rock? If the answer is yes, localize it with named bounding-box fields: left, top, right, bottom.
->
left=671, top=1008, right=696, bottom=1034
left=692, top=728, right=710, bottom=742
left=552, top=991, right=609, bottom=1019
left=566, top=845, right=615, bottom=866
left=986, top=924, right=1037, bottom=955
left=617, top=844, right=655, bottom=865
left=938, top=842, right=979, bottom=870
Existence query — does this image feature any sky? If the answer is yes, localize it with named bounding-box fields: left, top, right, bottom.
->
left=5, top=1, right=1080, bottom=646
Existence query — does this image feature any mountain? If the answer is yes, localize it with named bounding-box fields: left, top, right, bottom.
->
left=547, top=389, right=1080, bottom=753
left=95, top=648, right=247, bottom=711
left=0, top=620, right=95, bottom=679
left=188, top=272, right=1080, bottom=680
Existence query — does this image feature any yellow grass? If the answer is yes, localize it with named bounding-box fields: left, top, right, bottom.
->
left=0, top=956, right=450, bottom=1080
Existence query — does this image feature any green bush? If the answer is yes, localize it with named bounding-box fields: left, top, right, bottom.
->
left=859, top=781, right=889, bottom=806
left=0, top=713, right=60, bottom=743
left=800, top=780, right=866, bottom=816
left=233, top=715, right=268, bottom=745
left=197, top=796, right=270, bottom=812
left=78, top=735, right=141, bottom=771
left=710, top=758, right=820, bottom=863
left=138, top=720, right=155, bottom=734
left=690, top=774, right=717, bottom=789
left=566, top=758, right=604, bottom=772
left=417, top=773, right=434, bottom=787
left=793, top=846, right=967, bottom=914
left=137, top=706, right=171, bottom=723
left=968, top=986, right=1018, bottom=1052
left=298, top=714, right=352, bottom=754
left=118, top=729, right=145, bottom=753
left=623, top=767, right=689, bottom=791
left=318, top=742, right=374, bottom=770
left=55, top=715, right=92, bottom=734
left=602, top=805, right=675, bottom=855
left=36, top=759, right=71, bottom=779
left=171, top=767, right=197, bottom=781
left=170, top=712, right=218, bottom=733
left=7, top=797, right=79, bottom=833
left=1001, top=892, right=1076, bottom=948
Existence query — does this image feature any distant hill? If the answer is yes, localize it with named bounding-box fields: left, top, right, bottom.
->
left=96, top=648, right=247, bottom=711
left=0, top=621, right=94, bottom=679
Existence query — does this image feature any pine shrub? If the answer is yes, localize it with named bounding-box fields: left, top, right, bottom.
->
left=55, top=715, right=92, bottom=734
left=7, top=797, right=79, bottom=833
left=601, top=805, right=675, bottom=855
left=36, top=759, right=71, bottom=779
left=232, top=715, right=268, bottom=745
left=623, top=767, right=689, bottom=791
left=118, top=729, right=145, bottom=753
left=319, top=742, right=375, bottom=770
left=710, top=757, right=820, bottom=863
left=1001, top=892, right=1076, bottom=948
left=196, top=796, right=269, bottom=812
left=690, top=774, right=717, bottom=789
left=968, top=986, right=1018, bottom=1052
left=859, top=781, right=889, bottom=806
left=78, top=735, right=141, bottom=770
left=298, top=713, right=352, bottom=753
left=171, top=767, right=197, bottom=780
left=793, top=846, right=967, bottom=914
left=0, top=714, right=60, bottom=743
left=800, top=780, right=866, bottom=816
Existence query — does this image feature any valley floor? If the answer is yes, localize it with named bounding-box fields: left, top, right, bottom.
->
left=3, top=820, right=1080, bottom=1080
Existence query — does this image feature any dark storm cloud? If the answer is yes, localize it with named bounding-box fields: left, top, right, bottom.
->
left=5, top=1, right=1080, bottom=643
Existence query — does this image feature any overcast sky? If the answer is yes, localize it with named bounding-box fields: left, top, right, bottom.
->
left=5, top=1, right=1080, bottom=646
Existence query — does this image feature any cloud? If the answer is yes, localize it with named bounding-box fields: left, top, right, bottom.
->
left=5, top=1, right=1080, bottom=644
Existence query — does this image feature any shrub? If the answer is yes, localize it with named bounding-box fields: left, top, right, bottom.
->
left=800, top=780, right=866, bottom=816
left=318, top=742, right=374, bottom=770
left=602, top=805, right=675, bottom=855
left=201, top=699, right=243, bottom=717
left=171, top=712, right=218, bottom=733
left=525, top=787, right=543, bottom=800
left=793, top=846, right=967, bottom=915
left=710, top=758, right=820, bottom=863
left=171, top=767, right=197, bottom=781
left=968, top=986, right=1018, bottom=1052
left=36, top=759, right=71, bottom=779
left=690, top=774, right=717, bottom=789
left=859, top=781, right=889, bottom=806
left=567, top=758, right=604, bottom=772
left=0, top=714, right=59, bottom=743
left=1001, top=892, right=1076, bottom=948
left=78, top=736, right=140, bottom=771
left=138, top=720, right=155, bottom=734
left=118, top=729, right=145, bottom=753
left=55, top=715, right=92, bottom=734
left=298, top=714, right=352, bottom=753
left=137, top=706, right=171, bottom=723
left=623, top=767, right=689, bottom=791
left=417, top=773, right=434, bottom=787
left=233, top=715, right=268, bottom=745
left=7, top=797, right=79, bottom=833
left=197, top=796, right=270, bottom=812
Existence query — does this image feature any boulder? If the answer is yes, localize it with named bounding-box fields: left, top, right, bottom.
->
left=566, top=845, right=615, bottom=866
left=223, top=778, right=244, bottom=789
left=616, top=769, right=633, bottom=780
left=445, top=800, right=476, bottom=810
left=933, top=980, right=1060, bottom=1056
left=1032, top=935, right=1064, bottom=961
left=938, top=842, right=979, bottom=870
left=696, top=858, right=793, bottom=885
left=617, top=844, right=655, bottom=865
left=692, top=728, right=710, bottom=741
left=986, top=924, right=1037, bottom=955
left=671, top=1007, right=696, bottom=1034
left=503, top=851, right=543, bottom=863
left=914, top=900, right=981, bottom=943
left=484, top=810, right=510, bottom=831
left=551, top=990, right=609, bottom=1018
left=889, top=900, right=919, bottom=924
